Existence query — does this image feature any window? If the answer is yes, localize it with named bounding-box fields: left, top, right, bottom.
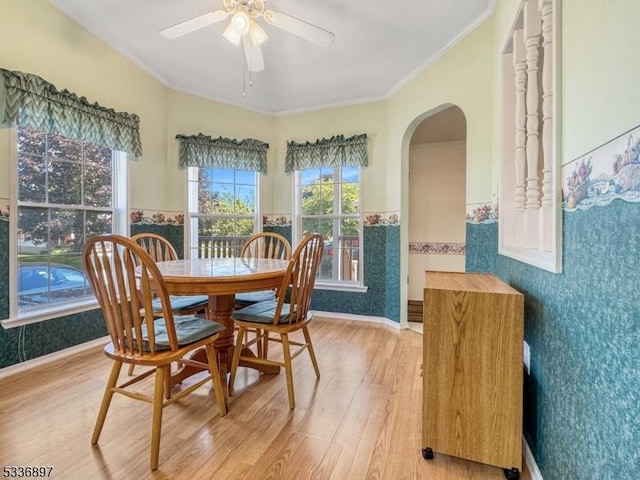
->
left=13, top=127, right=127, bottom=319
left=294, top=165, right=363, bottom=286
left=187, top=167, right=259, bottom=258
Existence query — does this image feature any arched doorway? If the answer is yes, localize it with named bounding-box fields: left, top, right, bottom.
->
left=405, top=105, right=467, bottom=325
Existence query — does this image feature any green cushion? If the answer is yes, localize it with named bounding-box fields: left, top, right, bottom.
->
left=231, top=300, right=292, bottom=325
left=235, top=290, right=276, bottom=305
left=141, top=315, right=224, bottom=352
left=151, top=295, right=209, bottom=313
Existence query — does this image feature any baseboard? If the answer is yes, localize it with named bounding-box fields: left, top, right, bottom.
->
left=0, top=336, right=108, bottom=380
left=0, top=313, right=409, bottom=379
left=523, top=437, right=544, bottom=480
left=312, top=310, right=408, bottom=330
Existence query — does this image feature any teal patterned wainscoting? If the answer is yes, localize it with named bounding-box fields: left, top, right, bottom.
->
left=0, top=218, right=107, bottom=369
left=466, top=200, right=639, bottom=479
left=0, top=220, right=8, bottom=320
left=264, top=224, right=400, bottom=321
left=311, top=225, right=401, bottom=322
left=0, top=221, right=402, bottom=370
left=0, top=223, right=186, bottom=370
left=129, top=223, right=400, bottom=321
left=384, top=225, right=401, bottom=322
left=131, top=223, right=185, bottom=258
left=263, top=225, right=292, bottom=246
left=0, top=310, right=107, bottom=369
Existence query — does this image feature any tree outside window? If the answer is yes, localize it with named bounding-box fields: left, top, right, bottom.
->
left=297, top=165, right=361, bottom=283
left=188, top=167, right=258, bottom=258
left=16, top=128, right=122, bottom=312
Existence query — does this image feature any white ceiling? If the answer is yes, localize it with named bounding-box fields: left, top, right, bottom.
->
left=49, top=0, right=493, bottom=115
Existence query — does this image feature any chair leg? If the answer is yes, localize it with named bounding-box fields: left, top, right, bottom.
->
left=205, top=343, right=227, bottom=416
left=263, top=331, right=269, bottom=359
left=281, top=333, right=295, bottom=410
left=164, top=365, right=172, bottom=400
left=92, top=360, right=122, bottom=445
left=255, top=328, right=263, bottom=358
left=229, top=326, right=245, bottom=395
left=127, top=364, right=135, bottom=376
left=302, top=325, right=320, bottom=378
left=150, top=365, right=166, bottom=471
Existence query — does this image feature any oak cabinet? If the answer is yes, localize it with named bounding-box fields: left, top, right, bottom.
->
left=422, top=271, right=524, bottom=474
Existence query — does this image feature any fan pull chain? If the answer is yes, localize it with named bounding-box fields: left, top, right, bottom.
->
left=243, top=57, right=247, bottom=98
left=242, top=46, right=254, bottom=99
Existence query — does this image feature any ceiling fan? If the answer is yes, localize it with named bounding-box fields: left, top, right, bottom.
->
left=159, top=0, right=335, bottom=73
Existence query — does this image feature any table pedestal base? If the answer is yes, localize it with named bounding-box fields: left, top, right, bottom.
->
left=170, top=293, right=279, bottom=401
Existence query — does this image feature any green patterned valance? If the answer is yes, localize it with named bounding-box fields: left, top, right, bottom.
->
left=285, top=133, right=368, bottom=173
left=0, top=69, right=142, bottom=157
left=176, top=133, right=268, bottom=173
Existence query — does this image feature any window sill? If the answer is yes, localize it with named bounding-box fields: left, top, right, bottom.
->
left=1, top=299, right=100, bottom=329
left=314, top=282, right=369, bottom=293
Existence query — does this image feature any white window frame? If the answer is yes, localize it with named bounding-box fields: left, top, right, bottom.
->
left=293, top=166, right=367, bottom=292
left=186, top=166, right=261, bottom=259
left=3, top=127, right=128, bottom=328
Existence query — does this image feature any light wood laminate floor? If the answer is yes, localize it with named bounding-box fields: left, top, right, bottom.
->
left=0, top=317, right=531, bottom=480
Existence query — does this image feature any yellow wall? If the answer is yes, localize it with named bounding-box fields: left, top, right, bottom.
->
left=0, top=0, right=499, bottom=327
left=388, top=17, right=496, bottom=211
left=492, top=0, right=640, bottom=175
left=0, top=0, right=168, bottom=209
left=273, top=102, right=388, bottom=215
left=165, top=90, right=274, bottom=213
left=0, top=0, right=390, bottom=218
left=385, top=17, right=496, bottom=322
left=0, top=0, right=274, bottom=213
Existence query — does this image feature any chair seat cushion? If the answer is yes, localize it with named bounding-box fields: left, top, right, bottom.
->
left=151, top=295, right=209, bottom=313
left=142, top=315, right=224, bottom=351
left=231, top=300, right=292, bottom=325
left=235, top=290, right=276, bottom=305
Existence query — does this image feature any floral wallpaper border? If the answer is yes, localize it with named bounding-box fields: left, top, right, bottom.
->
left=465, top=202, right=498, bottom=224
left=409, top=242, right=466, bottom=255
left=0, top=204, right=405, bottom=227
left=127, top=210, right=402, bottom=227
left=562, top=124, right=640, bottom=211
left=130, top=209, right=184, bottom=225
left=263, top=214, right=292, bottom=226
left=364, top=211, right=400, bottom=226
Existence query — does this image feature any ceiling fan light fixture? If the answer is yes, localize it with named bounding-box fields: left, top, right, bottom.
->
left=223, top=22, right=242, bottom=45
left=230, top=10, right=250, bottom=35
left=249, top=21, right=268, bottom=47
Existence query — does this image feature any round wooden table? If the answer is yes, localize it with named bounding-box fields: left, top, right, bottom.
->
left=151, top=257, right=289, bottom=397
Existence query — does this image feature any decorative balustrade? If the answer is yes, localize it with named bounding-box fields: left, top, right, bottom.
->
left=499, top=0, right=561, bottom=273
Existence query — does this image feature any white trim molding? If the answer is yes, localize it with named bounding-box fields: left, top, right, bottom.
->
left=524, top=437, right=544, bottom=480
left=312, top=310, right=408, bottom=330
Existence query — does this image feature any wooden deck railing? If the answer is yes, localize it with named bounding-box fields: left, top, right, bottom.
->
left=195, top=235, right=360, bottom=282
left=196, top=236, right=250, bottom=258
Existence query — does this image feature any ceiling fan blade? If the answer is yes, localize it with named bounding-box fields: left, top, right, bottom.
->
left=263, top=9, right=335, bottom=46
left=159, top=10, right=229, bottom=39
left=242, top=35, right=265, bottom=72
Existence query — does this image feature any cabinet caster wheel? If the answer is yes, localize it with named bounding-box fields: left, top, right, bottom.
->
left=421, top=448, right=434, bottom=460
left=503, top=467, right=520, bottom=480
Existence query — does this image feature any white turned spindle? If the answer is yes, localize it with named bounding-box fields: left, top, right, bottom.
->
left=539, top=0, right=554, bottom=251
left=513, top=30, right=527, bottom=246
left=524, top=0, right=541, bottom=249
